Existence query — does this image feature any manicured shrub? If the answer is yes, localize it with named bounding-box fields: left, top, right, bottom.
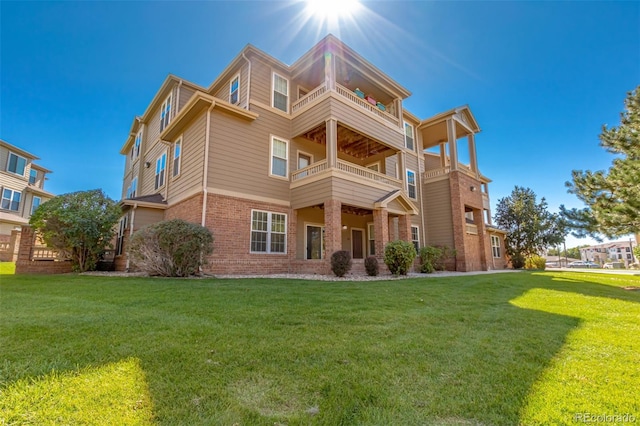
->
left=384, top=240, right=417, bottom=275
left=364, top=256, right=379, bottom=276
left=419, top=246, right=443, bottom=273
left=525, top=255, right=546, bottom=270
left=129, top=219, right=214, bottom=277
left=510, top=252, right=525, bottom=270
left=331, top=250, right=352, bottom=277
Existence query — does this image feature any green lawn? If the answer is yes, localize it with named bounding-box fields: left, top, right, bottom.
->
left=1, top=272, right=639, bottom=425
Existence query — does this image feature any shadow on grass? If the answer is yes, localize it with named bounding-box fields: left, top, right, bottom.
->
left=0, top=272, right=638, bottom=425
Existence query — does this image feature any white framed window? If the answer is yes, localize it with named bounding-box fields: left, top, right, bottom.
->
left=29, top=169, right=38, bottom=185
left=491, top=235, right=501, bottom=258
left=272, top=73, right=289, bottom=113
left=406, top=169, right=416, bottom=199
left=404, top=122, right=415, bottom=151
left=367, top=223, right=376, bottom=256
left=1, top=188, right=21, bottom=211
left=160, top=94, right=172, bottom=132
left=126, top=176, right=138, bottom=199
left=250, top=210, right=287, bottom=254
left=131, top=130, right=142, bottom=161
left=173, top=139, right=182, bottom=177
left=297, top=151, right=312, bottom=177
left=411, top=225, right=420, bottom=252
left=7, top=152, right=27, bottom=177
left=31, top=196, right=41, bottom=215
left=366, top=162, right=380, bottom=173
left=155, top=152, right=167, bottom=190
left=116, top=215, right=128, bottom=256
left=270, top=136, right=289, bottom=179
left=229, top=74, right=240, bottom=105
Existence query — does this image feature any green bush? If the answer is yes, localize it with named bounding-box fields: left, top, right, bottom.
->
left=331, top=250, right=352, bottom=277
left=419, top=246, right=443, bottom=273
left=510, top=252, right=526, bottom=269
left=364, top=256, right=379, bottom=276
left=384, top=240, right=417, bottom=275
left=525, top=255, right=547, bottom=270
left=129, top=219, right=214, bottom=277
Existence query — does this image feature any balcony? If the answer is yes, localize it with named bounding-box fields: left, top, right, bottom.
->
left=291, top=159, right=402, bottom=189
left=291, top=82, right=400, bottom=129
left=423, top=164, right=479, bottom=182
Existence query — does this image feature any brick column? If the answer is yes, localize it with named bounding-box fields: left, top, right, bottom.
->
left=373, top=208, right=389, bottom=260
left=449, top=171, right=467, bottom=271
left=475, top=209, right=489, bottom=270
left=398, top=215, right=412, bottom=242
left=324, top=200, right=342, bottom=259
left=9, top=229, right=21, bottom=262
left=17, top=225, right=35, bottom=262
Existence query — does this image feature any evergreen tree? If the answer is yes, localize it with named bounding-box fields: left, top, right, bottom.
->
left=561, top=86, right=640, bottom=238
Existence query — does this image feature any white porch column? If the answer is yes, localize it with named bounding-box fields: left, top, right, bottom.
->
left=468, top=133, right=479, bottom=178
left=326, top=118, right=338, bottom=168
left=439, top=142, right=447, bottom=168
left=324, top=52, right=336, bottom=91
left=447, top=118, right=458, bottom=171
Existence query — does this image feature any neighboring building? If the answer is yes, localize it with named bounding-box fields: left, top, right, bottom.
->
left=580, top=240, right=637, bottom=266
left=0, top=140, right=54, bottom=235
left=116, top=35, right=507, bottom=274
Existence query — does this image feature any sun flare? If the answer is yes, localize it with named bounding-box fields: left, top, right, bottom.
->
left=305, top=0, right=361, bottom=24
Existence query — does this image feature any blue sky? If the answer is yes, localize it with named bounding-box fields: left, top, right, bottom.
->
left=2, top=1, right=639, bottom=247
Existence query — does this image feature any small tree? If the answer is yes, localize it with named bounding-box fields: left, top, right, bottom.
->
left=418, top=246, right=443, bottom=273
left=129, top=219, right=214, bottom=277
left=29, top=189, right=121, bottom=272
left=330, top=250, right=352, bottom=277
left=384, top=240, right=417, bottom=275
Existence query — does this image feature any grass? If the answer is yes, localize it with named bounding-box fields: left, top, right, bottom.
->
left=0, top=271, right=639, bottom=425
left=0, top=262, right=15, bottom=275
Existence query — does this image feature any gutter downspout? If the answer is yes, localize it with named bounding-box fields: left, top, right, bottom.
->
left=125, top=203, right=137, bottom=271
left=241, top=53, right=251, bottom=110
left=202, top=105, right=214, bottom=227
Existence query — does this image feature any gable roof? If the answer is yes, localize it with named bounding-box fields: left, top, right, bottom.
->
left=374, top=190, right=419, bottom=215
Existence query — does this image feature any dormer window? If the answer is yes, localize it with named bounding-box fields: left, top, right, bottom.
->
left=229, top=75, right=240, bottom=105
left=272, top=73, right=289, bottom=113
left=7, top=152, right=27, bottom=177
left=160, top=94, right=172, bottom=132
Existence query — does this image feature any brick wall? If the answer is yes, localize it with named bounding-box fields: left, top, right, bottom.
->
left=15, top=226, right=73, bottom=274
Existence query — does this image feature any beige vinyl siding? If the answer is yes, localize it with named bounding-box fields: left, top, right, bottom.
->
left=212, top=64, right=249, bottom=107
left=167, top=113, right=206, bottom=202
left=249, top=55, right=289, bottom=109
left=179, top=86, right=195, bottom=111
left=290, top=179, right=333, bottom=209
left=0, top=172, right=27, bottom=192
left=424, top=153, right=442, bottom=170
left=140, top=141, right=168, bottom=196
left=0, top=147, right=9, bottom=174
left=291, top=97, right=332, bottom=135
left=385, top=155, right=398, bottom=178
left=133, top=207, right=165, bottom=230
left=423, top=179, right=454, bottom=247
left=208, top=105, right=291, bottom=201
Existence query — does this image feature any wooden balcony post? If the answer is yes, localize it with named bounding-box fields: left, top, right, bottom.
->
left=447, top=118, right=458, bottom=171
left=326, top=119, right=337, bottom=168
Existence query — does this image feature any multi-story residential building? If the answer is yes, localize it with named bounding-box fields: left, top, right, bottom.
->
left=580, top=240, right=637, bottom=266
left=116, top=35, right=506, bottom=274
left=0, top=140, right=53, bottom=235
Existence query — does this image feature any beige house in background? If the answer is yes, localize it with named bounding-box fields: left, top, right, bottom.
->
left=116, top=35, right=507, bottom=274
left=0, top=140, right=54, bottom=261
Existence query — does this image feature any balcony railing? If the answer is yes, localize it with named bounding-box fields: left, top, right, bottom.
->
left=423, top=164, right=479, bottom=181
left=291, top=159, right=402, bottom=189
left=291, top=83, right=328, bottom=113
left=335, top=84, right=399, bottom=127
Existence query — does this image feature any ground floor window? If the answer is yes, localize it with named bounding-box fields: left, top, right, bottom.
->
left=411, top=226, right=420, bottom=252
left=251, top=210, right=287, bottom=254
left=491, top=235, right=501, bottom=258
left=368, top=223, right=375, bottom=256
left=306, top=224, right=324, bottom=259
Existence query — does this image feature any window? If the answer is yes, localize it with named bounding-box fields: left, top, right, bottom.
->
left=173, top=139, right=181, bottom=177
left=406, top=169, right=416, bottom=199
left=297, top=152, right=311, bottom=177
left=270, top=136, right=288, bottom=178
left=29, top=169, right=37, bottom=185
left=229, top=75, right=240, bottom=105
left=7, top=152, right=27, bottom=176
left=126, top=176, right=138, bottom=199
left=366, top=162, right=380, bottom=173
left=411, top=226, right=420, bottom=252
left=31, top=196, right=41, bottom=215
left=155, top=153, right=167, bottom=190
left=160, top=94, right=172, bottom=132
left=368, top=223, right=376, bottom=256
left=1, top=188, right=21, bottom=211
left=404, top=122, right=414, bottom=151
left=116, top=215, right=128, bottom=256
left=131, top=130, right=142, bottom=161
left=272, top=73, right=289, bottom=112
left=251, top=210, right=287, bottom=254
left=491, top=235, right=501, bottom=258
